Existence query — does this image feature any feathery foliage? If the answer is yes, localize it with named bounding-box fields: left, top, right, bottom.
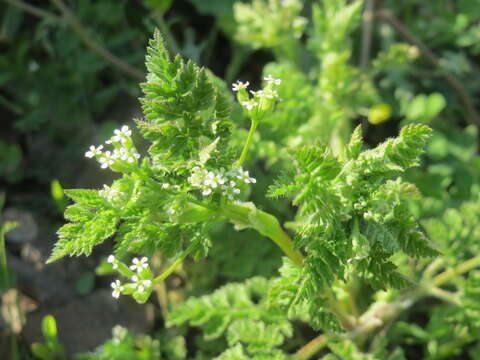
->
left=267, top=124, right=436, bottom=330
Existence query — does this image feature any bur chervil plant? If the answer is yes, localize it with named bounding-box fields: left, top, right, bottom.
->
left=46, top=29, right=480, bottom=359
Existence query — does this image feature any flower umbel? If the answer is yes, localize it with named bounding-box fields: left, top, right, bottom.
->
left=130, top=276, right=152, bottom=293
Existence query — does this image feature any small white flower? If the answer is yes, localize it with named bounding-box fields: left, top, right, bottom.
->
left=129, top=257, right=148, bottom=273
left=85, top=145, right=103, bottom=158
left=99, top=151, right=115, bottom=169
left=204, top=171, right=223, bottom=188
left=107, top=254, right=118, bottom=269
left=202, top=188, right=213, bottom=196
left=237, top=169, right=257, bottom=184
left=263, top=74, right=281, bottom=85
left=241, top=100, right=258, bottom=111
left=111, top=125, right=132, bottom=143
left=232, top=81, right=249, bottom=92
left=162, top=183, right=170, bottom=189
left=111, top=280, right=124, bottom=299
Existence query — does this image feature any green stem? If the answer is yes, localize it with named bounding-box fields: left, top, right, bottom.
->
left=351, top=254, right=480, bottom=342
left=432, top=254, right=480, bottom=287
left=237, top=120, right=258, bottom=167
left=428, top=286, right=460, bottom=305
left=295, top=334, right=329, bottom=360
left=222, top=202, right=304, bottom=264
left=153, top=243, right=197, bottom=284
left=50, top=0, right=144, bottom=80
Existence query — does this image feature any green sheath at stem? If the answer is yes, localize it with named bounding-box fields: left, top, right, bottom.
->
left=222, top=202, right=304, bottom=265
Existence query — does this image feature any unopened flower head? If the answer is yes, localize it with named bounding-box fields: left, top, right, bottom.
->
left=188, top=167, right=207, bottom=188
left=264, top=74, right=282, bottom=86
left=222, top=181, right=241, bottom=200
left=111, top=280, right=124, bottom=299
left=99, top=185, right=124, bottom=203
left=232, top=81, right=249, bottom=92
left=130, top=257, right=148, bottom=273
left=85, top=145, right=103, bottom=158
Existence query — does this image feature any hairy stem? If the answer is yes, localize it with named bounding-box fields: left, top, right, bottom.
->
left=237, top=120, right=259, bottom=167
left=50, top=0, right=144, bottom=81
left=4, top=0, right=61, bottom=22
left=153, top=243, right=196, bottom=284
left=295, top=334, right=329, bottom=360
left=432, top=254, right=480, bottom=287
left=349, top=254, right=480, bottom=343
left=360, top=0, right=374, bottom=68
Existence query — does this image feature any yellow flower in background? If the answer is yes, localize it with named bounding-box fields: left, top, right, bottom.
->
left=368, top=103, right=392, bottom=125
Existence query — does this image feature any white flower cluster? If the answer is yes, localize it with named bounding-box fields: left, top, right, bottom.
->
left=106, top=125, right=131, bottom=144
left=188, top=166, right=256, bottom=200
left=99, top=185, right=125, bottom=203
left=130, top=276, right=152, bottom=293
left=108, top=255, right=153, bottom=299
left=84, top=125, right=140, bottom=170
left=232, top=75, right=281, bottom=113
